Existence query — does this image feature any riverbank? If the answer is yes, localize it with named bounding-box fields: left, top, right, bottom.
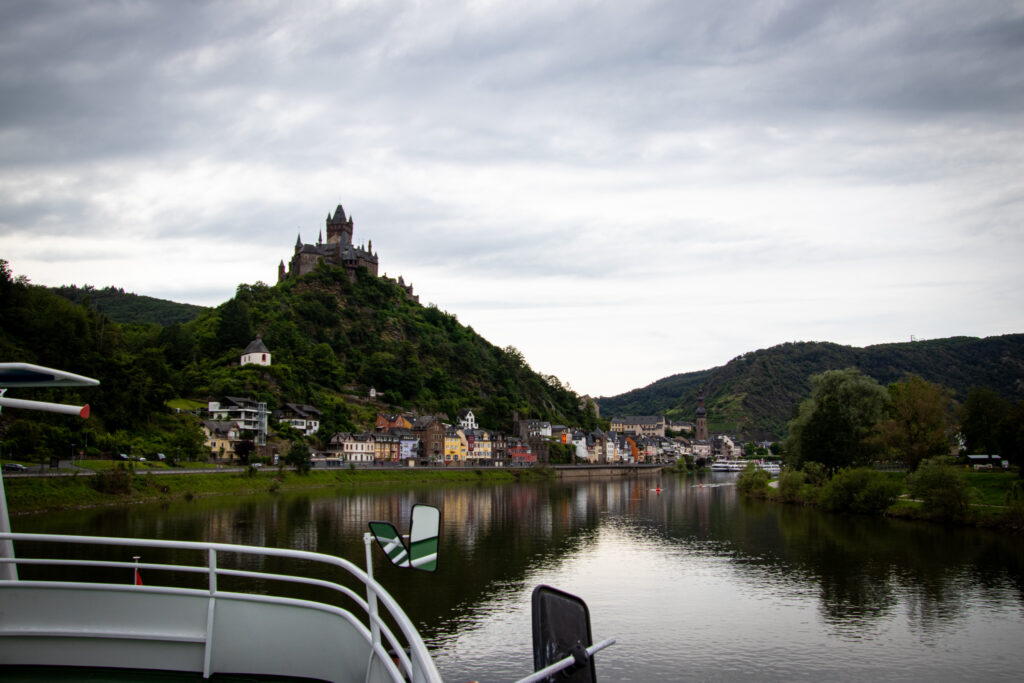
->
left=3, top=466, right=557, bottom=514
left=737, top=465, right=1024, bottom=532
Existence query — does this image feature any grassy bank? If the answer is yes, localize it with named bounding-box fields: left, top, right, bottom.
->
left=3, top=466, right=556, bottom=515
left=741, top=464, right=1024, bottom=532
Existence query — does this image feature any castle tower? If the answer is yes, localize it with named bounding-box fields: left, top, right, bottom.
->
left=695, top=388, right=708, bottom=441
left=325, top=204, right=354, bottom=245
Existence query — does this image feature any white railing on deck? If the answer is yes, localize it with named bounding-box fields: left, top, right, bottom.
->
left=0, top=532, right=443, bottom=683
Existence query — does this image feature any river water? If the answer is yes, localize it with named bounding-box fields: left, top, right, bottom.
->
left=14, top=472, right=1024, bottom=681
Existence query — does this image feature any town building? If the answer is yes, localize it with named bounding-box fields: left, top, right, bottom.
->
left=457, top=409, right=478, bottom=431
left=376, top=413, right=413, bottom=432
left=276, top=403, right=321, bottom=436
left=412, top=416, right=446, bottom=462
left=202, top=420, right=239, bottom=460
left=609, top=416, right=666, bottom=438
left=208, top=397, right=267, bottom=441
left=444, top=426, right=468, bottom=463
left=465, top=428, right=491, bottom=463
left=508, top=438, right=536, bottom=465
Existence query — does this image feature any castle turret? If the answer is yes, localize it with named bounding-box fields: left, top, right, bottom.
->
left=326, top=203, right=353, bottom=245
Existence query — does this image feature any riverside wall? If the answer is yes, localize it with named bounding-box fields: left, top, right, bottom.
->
left=552, top=464, right=664, bottom=479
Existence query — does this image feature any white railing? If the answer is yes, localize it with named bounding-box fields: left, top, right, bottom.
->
left=0, top=532, right=443, bottom=683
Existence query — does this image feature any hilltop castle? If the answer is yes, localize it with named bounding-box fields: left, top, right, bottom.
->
left=278, top=201, right=419, bottom=301
left=278, top=204, right=379, bottom=283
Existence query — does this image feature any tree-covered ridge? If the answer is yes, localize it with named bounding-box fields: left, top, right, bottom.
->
left=1, top=259, right=599, bottom=463
left=48, top=285, right=208, bottom=325
left=598, top=336, right=1024, bottom=440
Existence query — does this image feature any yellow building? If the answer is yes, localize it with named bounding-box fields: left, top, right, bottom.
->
left=444, top=427, right=468, bottom=462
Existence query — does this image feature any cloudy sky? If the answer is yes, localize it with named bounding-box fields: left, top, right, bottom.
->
left=1, top=1, right=1022, bottom=397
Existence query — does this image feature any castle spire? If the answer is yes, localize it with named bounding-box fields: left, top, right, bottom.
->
left=295, top=233, right=302, bottom=249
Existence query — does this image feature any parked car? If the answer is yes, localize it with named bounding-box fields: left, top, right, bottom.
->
left=3, top=463, right=28, bottom=473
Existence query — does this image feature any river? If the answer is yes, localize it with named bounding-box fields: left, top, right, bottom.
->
left=13, top=471, right=1024, bottom=681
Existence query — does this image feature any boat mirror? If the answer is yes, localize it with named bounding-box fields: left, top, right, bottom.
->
left=408, top=504, right=439, bottom=572
left=368, top=521, right=410, bottom=568
left=531, top=585, right=596, bottom=682
left=368, top=504, right=440, bottom=572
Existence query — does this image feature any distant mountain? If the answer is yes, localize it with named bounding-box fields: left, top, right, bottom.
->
left=597, top=336, right=1024, bottom=441
left=48, top=285, right=207, bottom=325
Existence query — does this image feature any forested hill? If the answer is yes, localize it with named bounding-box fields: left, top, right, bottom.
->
left=597, top=336, right=1024, bottom=440
left=1, top=260, right=598, bottom=451
left=48, top=285, right=208, bottom=325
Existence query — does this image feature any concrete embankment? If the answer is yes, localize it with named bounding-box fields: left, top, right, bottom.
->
left=552, top=464, right=665, bottom=479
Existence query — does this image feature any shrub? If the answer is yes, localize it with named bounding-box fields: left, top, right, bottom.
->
left=777, top=470, right=807, bottom=503
left=819, top=467, right=902, bottom=514
left=801, top=462, right=828, bottom=487
left=907, top=457, right=972, bottom=519
left=737, top=463, right=770, bottom=495
left=91, top=466, right=132, bottom=494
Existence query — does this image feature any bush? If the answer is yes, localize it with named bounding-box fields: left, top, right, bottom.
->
left=91, top=466, right=133, bottom=494
left=801, top=462, right=828, bottom=487
left=777, top=470, right=807, bottom=503
left=820, top=468, right=902, bottom=514
left=737, top=463, right=770, bottom=495
left=907, top=457, right=972, bottom=519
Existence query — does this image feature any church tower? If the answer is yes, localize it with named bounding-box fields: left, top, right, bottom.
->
left=695, top=388, right=709, bottom=441
left=325, top=204, right=354, bottom=245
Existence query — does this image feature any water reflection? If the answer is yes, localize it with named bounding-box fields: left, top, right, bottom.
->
left=14, top=473, right=1024, bottom=681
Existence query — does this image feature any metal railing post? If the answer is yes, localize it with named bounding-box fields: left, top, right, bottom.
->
left=204, top=548, right=218, bottom=678
left=363, top=532, right=380, bottom=645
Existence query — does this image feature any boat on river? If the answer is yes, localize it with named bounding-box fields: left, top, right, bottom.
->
left=710, top=459, right=781, bottom=474
left=710, top=459, right=747, bottom=471
left=0, top=363, right=612, bottom=682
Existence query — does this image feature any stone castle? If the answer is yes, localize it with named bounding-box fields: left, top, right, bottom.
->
left=277, top=202, right=418, bottom=301
left=278, top=204, right=378, bottom=283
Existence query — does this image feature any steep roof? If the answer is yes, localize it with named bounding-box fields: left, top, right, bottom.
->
left=243, top=335, right=270, bottom=355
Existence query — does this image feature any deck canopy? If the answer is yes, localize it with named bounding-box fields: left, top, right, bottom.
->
left=0, top=363, right=100, bottom=388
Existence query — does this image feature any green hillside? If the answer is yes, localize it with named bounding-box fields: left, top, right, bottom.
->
left=48, top=285, right=208, bottom=325
left=598, top=336, right=1024, bottom=440
left=0, top=259, right=599, bottom=462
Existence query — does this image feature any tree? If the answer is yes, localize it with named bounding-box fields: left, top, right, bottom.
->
left=999, top=401, right=1024, bottom=477
left=907, top=456, right=972, bottom=519
left=784, top=368, right=888, bottom=471
left=234, top=439, right=255, bottom=465
left=167, top=419, right=207, bottom=462
left=960, top=387, right=1009, bottom=455
left=285, top=441, right=311, bottom=474
left=216, top=298, right=253, bottom=351
left=877, top=375, right=954, bottom=471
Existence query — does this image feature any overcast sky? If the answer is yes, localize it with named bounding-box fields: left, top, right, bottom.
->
left=2, top=1, right=1022, bottom=397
